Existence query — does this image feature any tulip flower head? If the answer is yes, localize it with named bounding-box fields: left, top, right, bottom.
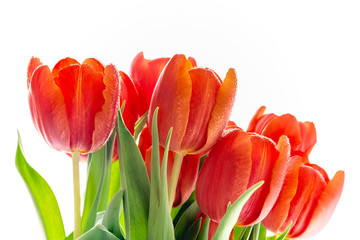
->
left=148, top=54, right=237, bottom=155
left=262, top=157, right=345, bottom=239
left=130, top=52, right=170, bottom=116
left=248, top=106, right=316, bottom=156
left=27, top=57, right=121, bottom=154
left=196, top=125, right=293, bottom=226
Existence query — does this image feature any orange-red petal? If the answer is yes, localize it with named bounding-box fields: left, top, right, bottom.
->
left=27, top=57, right=43, bottom=89
left=149, top=54, right=194, bottom=152
left=194, top=68, right=237, bottom=154
left=29, top=65, right=70, bottom=151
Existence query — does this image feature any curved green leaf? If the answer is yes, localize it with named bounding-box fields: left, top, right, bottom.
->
left=78, top=224, right=120, bottom=240
left=174, top=201, right=200, bottom=239
left=116, top=110, right=150, bottom=239
left=108, top=160, right=121, bottom=204
left=102, top=190, right=125, bottom=240
left=182, top=217, right=201, bottom=240
left=213, top=181, right=264, bottom=240
left=197, top=217, right=210, bottom=240
left=15, top=132, right=65, bottom=240
left=81, top=145, right=106, bottom=233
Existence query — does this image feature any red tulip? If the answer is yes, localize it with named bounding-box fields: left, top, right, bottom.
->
left=148, top=54, right=237, bottom=155
left=247, top=106, right=316, bottom=156
left=262, top=157, right=344, bottom=239
left=27, top=57, right=120, bottom=153
left=138, top=126, right=200, bottom=207
left=130, top=52, right=170, bottom=116
left=196, top=126, right=292, bottom=226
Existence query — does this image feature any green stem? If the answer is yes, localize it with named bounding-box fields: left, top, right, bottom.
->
left=168, top=152, right=184, bottom=209
left=72, top=151, right=81, bottom=240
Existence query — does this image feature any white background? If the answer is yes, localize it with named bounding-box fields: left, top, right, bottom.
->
left=1, top=0, right=359, bottom=239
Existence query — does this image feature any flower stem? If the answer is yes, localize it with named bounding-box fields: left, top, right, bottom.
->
left=168, top=152, right=184, bottom=209
left=72, top=151, right=81, bottom=240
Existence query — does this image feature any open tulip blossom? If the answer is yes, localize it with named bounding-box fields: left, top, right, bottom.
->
left=15, top=53, right=344, bottom=240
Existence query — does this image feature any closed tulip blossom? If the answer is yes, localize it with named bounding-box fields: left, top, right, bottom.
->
left=262, top=157, right=344, bottom=239
left=130, top=52, right=170, bottom=116
left=247, top=106, right=316, bottom=156
left=196, top=126, right=294, bottom=226
left=27, top=57, right=120, bottom=239
left=148, top=54, right=237, bottom=207
left=27, top=57, right=120, bottom=154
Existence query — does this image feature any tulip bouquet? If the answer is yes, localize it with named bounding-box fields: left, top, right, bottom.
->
left=16, top=53, right=344, bottom=240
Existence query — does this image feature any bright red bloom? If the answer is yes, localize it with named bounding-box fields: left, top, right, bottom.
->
left=148, top=54, right=237, bottom=155
left=196, top=126, right=292, bottom=226
left=247, top=106, right=316, bottom=156
left=262, top=157, right=344, bottom=239
left=27, top=57, right=120, bottom=153
left=130, top=52, right=170, bottom=116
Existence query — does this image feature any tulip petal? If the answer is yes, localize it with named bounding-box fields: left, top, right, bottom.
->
left=91, top=64, right=120, bottom=152
left=29, top=65, right=70, bottom=151
left=247, top=106, right=266, bottom=132
left=196, top=129, right=252, bottom=222
left=27, top=57, right=43, bottom=89
left=173, top=154, right=201, bottom=207
left=119, top=71, right=139, bottom=134
left=298, top=121, right=317, bottom=155
left=52, top=57, right=80, bottom=78
left=149, top=54, right=194, bottom=152
left=130, top=52, right=170, bottom=115
left=262, top=155, right=302, bottom=233
left=83, top=58, right=105, bottom=73
left=181, top=68, right=221, bottom=152
left=138, top=125, right=152, bottom=159
left=294, top=171, right=344, bottom=239
left=194, top=68, right=237, bottom=154
left=282, top=165, right=327, bottom=236
left=238, top=134, right=283, bottom=225
left=262, top=114, right=302, bottom=150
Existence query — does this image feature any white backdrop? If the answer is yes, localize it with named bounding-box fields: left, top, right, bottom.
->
left=1, top=0, right=359, bottom=239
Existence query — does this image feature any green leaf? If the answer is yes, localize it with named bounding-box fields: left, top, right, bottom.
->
left=212, top=181, right=264, bottom=240
left=250, top=223, right=260, bottom=240
left=173, top=191, right=196, bottom=226
left=174, top=201, right=200, bottom=239
left=116, top=110, right=150, bottom=240
left=64, top=232, right=73, bottom=240
left=258, top=224, right=267, bottom=240
left=182, top=217, right=202, bottom=240
left=197, top=217, right=210, bottom=240
left=147, top=108, right=175, bottom=240
left=102, top=190, right=125, bottom=240
left=233, top=226, right=244, bottom=240
left=99, top=130, right=117, bottom=211
left=240, top=226, right=253, bottom=240
left=134, top=111, right=148, bottom=140
left=108, top=159, right=121, bottom=204
left=15, top=132, right=65, bottom=240
left=81, top=144, right=106, bottom=233
left=78, top=224, right=120, bottom=240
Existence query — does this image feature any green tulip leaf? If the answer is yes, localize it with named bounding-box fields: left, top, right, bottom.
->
left=250, top=223, right=261, bottom=240
left=147, top=108, right=175, bottom=240
left=15, top=132, right=66, bottom=240
left=81, top=144, right=106, bottom=233
left=134, top=111, right=148, bottom=140
left=108, top=159, right=121, bottom=204
left=212, top=181, right=264, bottom=240
left=197, top=217, right=210, bottom=240
left=233, top=226, right=244, bottom=240
left=102, top=190, right=125, bottom=239
left=173, top=190, right=196, bottom=226
left=78, top=224, right=120, bottom=240
left=240, top=226, right=253, bottom=240
left=258, top=224, right=267, bottom=240
left=116, top=110, right=150, bottom=240
left=174, top=201, right=201, bottom=239
left=182, top=217, right=202, bottom=240
left=64, top=232, right=73, bottom=240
